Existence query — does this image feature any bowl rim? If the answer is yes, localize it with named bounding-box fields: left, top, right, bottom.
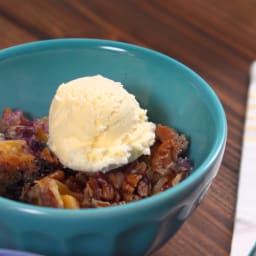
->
left=0, top=38, right=227, bottom=216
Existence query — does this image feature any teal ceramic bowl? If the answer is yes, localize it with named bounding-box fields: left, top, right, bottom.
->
left=0, top=39, right=227, bottom=256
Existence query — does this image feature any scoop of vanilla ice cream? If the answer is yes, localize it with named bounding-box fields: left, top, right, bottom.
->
left=48, top=75, right=156, bottom=172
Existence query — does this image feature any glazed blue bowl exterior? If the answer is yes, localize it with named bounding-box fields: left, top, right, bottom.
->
left=0, top=39, right=227, bottom=256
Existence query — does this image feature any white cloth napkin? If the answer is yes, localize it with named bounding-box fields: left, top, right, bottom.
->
left=230, top=62, right=256, bottom=256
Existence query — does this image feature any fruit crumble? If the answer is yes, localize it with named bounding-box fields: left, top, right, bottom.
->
left=0, top=108, right=192, bottom=209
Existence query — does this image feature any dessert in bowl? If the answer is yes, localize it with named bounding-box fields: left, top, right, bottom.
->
left=0, top=39, right=226, bottom=256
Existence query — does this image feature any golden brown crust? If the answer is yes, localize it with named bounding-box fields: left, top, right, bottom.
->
left=0, top=140, right=37, bottom=195
left=0, top=140, right=36, bottom=172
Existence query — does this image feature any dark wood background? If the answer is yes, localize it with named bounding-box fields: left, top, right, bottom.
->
left=1, top=1, right=255, bottom=255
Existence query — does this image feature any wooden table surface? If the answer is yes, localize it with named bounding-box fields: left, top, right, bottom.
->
left=0, top=1, right=255, bottom=255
